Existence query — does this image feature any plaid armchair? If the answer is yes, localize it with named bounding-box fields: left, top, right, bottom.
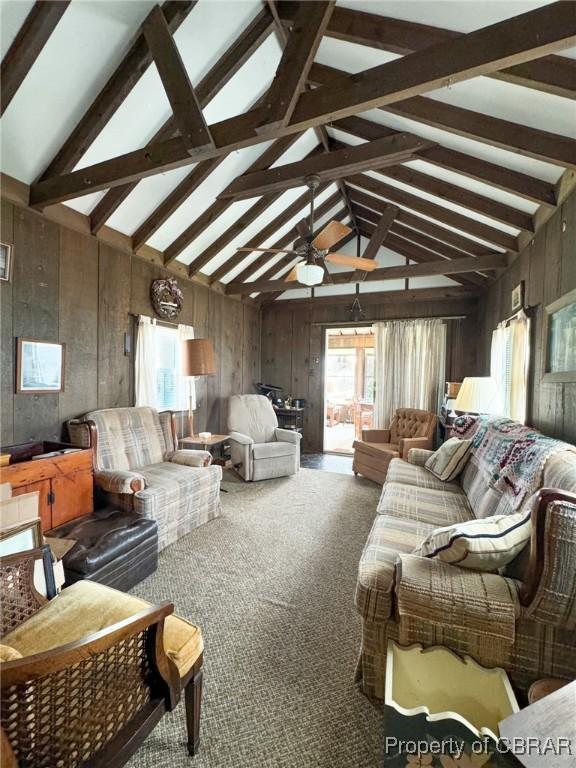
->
left=68, top=407, right=221, bottom=550
left=355, top=438, right=576, bottom=700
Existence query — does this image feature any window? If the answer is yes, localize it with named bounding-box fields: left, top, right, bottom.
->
left=135, top=316, right=194, bottom=411
left=363, top=348, right=375, bottom=403
left=490, top=311, right=530, bottom=423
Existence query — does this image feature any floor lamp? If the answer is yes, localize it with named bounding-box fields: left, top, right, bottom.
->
left=181, top=339, right=216, bottom=437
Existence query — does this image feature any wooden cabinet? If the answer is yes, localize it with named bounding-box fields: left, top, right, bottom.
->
left=0, top=442, right=94, bottom=532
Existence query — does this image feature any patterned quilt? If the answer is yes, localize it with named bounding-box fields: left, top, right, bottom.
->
left=452, top=416, right=575, bottom=509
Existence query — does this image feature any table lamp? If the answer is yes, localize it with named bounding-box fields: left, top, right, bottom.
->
left=454, top=376, right=501, bottom=415
left=181, top=339, right=216, bottom=437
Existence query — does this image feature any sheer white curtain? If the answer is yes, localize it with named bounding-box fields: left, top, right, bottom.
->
left=373, top=319, right=447, bottom=428
left=135, top=315, right=157, bottom=407
left=491, top=310, right=530, bottom=423
left=177, top=323, right=195, bottom=411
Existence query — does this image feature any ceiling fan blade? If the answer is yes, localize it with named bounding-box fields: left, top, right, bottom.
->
left=236, top=247, right=298, bottom=254
left=312, top=220, right=352, bottom=250
left=325, top=253, right=378, bottom=271
left=285, top=262, right=302, bottom=282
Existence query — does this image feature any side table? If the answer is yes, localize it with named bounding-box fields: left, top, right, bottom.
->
left=179, top=434, right=230, bottom=454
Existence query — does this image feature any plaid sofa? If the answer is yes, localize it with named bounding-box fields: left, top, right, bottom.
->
left=68, top=407, right=222, bottom=550
left=355, top=430, right=576, bottom=700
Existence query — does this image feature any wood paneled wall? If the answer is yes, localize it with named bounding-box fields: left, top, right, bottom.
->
left=261, top=297, right=480, bottom=452
left=0, top=201, right=261, bottom=445
left=477, top=190, right=576, bottom=443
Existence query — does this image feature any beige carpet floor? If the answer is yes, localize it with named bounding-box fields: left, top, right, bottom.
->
left=127, top=468, right=383, bottom=768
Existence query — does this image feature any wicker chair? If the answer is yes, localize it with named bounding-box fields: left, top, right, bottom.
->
left=0, top=548, right=203, bottom=767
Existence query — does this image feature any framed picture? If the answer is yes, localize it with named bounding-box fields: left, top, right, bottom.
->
left=0, top=242, right=12, bottom=282
left=543, top=287, right=576, bottom=383
left=511, top=281, right=524, bottom=313
left=16, top=338, right=65, bottom=394
left=0, top=518, right=42, bottom=557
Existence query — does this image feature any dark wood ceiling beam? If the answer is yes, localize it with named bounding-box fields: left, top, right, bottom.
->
left=260, top=284, right=481, bottom=307
left=30, top=2, right=576, bottom=208
left=220, top=133, right=432, bottom=199
left=208, top=182, right=331, bottom=284
left=348, top=190, right=502, bottom=256
left=353, top=204, right=398, bottom=281
left=142, top=6, right=214, bottom=153
left=258, top=1, right=334, bottom=130
left=234, top=191, right=342, bottom=283
left=1, top=1, right=71, bottom=117
left=276, top=2, right=576, bottom=100
left=226, top=251, right=506, bottom=294
left=163, top=132, right=304, bottom=265
left=347, top=174, right=519, bottom=252
left=333, top=115, right=557, bottom=208
left=37, top=2, right=195, bottom=180
left=88, top=7, right=274, bottom=232
left=131, top=156, right=224, bottom=251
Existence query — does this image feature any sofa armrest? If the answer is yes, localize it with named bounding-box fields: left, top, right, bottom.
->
left=95, top=469, right=146, bottom=494
left=396, top=554, right=520, bottom=643
left=274, top=428, right=302, bottom=445
left=399, top=436, right=434, bottom=460
left=361, top=429, right=390, bottom=443
left=229, top=431, right=254, bottom=446
left=407, top=448, right=434, bottom=466
left=170, top=450, right=212, bottom=468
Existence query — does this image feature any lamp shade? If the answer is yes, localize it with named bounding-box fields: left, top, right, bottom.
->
left=182, top=339, right=216, bottom=376
left=296, top=262, right=324, bottom=286
left=454, top=376, right=500, bottom=415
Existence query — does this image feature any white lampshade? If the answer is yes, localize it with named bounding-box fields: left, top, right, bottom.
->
left=454, top=377, right=501, bottom=415
left=296, top=262, right=324, bottom=286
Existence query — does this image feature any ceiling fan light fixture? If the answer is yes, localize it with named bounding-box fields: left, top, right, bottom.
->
left=296, top=262, right=324, bottom=286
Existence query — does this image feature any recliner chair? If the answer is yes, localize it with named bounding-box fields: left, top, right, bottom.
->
left=228, top=395, right=301, bottom=481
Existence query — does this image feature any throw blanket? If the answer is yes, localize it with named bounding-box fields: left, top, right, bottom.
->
left=452, top=416, right=575, bottom=510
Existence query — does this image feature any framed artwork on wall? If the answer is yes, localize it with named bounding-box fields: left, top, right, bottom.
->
left=542, top=287, right=576, bottom=383
left=0, top=242, right=12, bottom=282
left=511, top=281, right=524, bottom=313
left=16, top=338, right=66, bottom=394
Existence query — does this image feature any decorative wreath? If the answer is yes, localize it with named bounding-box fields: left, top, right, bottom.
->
left=150, top=278, right=183, bottom=320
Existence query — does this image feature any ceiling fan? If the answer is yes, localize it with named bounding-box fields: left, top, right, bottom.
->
left=235, top=175, right=379, bottom=287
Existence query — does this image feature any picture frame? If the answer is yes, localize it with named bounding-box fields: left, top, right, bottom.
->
left=16, top=338, right=66, bottom=394
left=0, top=518, right=42, bottom=557
left=0, top=241, right=12, bottom=282
left=542, top=287, right=576, bottom=384
left=511, top=281, right=524, bottom=313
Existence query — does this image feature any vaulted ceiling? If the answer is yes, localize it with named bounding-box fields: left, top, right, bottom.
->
left=1, top=0, right=575, bottom=306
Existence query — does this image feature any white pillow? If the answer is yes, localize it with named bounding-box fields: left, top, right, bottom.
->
left=413, top=508, right=532, bottom=572
left=425, top=438, right=472, bottom=481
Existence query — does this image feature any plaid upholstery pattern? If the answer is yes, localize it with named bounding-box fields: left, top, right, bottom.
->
left=460, top=455, right=515, bottom=518
left=95, top=469, right=145, bottom=493
left=134, top=463, right=222, bottom=550
left=377, top=481, right=473, bottom=527
left=355, top=516, right=435, bottom=623
left=386, top=458, right=462, bottom=493
left=407, top=448, right=434, bottom=466
left=85, top=407, right=167, bottom=471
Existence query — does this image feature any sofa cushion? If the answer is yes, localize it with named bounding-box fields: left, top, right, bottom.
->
left=425, top=438, right=472, bottom=481
left=353, top=441, right=399, bottom=459
left=356, top=515, right=436, bottom=623
left=251, top=441, right=297, bottom=460
left=387, top=458, right=462, bottom=493
left=378, top=482, right=473, bottom=527
left=543, top=450, right=576, bottom=492
left=414, top=506, right=532, bottom=571
left=3, top=581, right=202, bottom=678
left=0, top=644, right=22, bottom=662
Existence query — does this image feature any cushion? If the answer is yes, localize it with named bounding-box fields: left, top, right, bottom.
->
left=425, top=438, right=472, bottom=481
left=228, top=394, right=278, bottom=444
left=414, top=506, right=533, bottom=572
left=353, top=441, right=399, bottom=459
left=356, top=515, right=436, bottom=623
left=170, top=449, right=211, bottom=467
left=252, top=441, right=297, bottom=460
left=378, top=481, right=473, bottom=527
left=386, top=458, right=462, bottom=493
left=85, top=407, right=167, bottom=471
left=3, top=581, right=202, bottom=679
left=0, top=644, right=22, bottom=662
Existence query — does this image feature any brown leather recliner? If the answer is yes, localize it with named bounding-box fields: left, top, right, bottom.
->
left=352, top=408, right=438, bottom=484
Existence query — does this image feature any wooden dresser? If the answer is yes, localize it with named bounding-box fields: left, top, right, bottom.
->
left=0, top=442, right=94, bottom=532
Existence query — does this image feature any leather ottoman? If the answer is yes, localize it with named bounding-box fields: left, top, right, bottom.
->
left=49, top=507, right=158, bottom=591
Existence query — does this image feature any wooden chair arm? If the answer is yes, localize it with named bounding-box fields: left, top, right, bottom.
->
left=0, top=548, right=48, bottom=637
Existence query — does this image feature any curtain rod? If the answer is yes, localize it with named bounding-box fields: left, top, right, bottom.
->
left=312, top=316, right=466, bottom=327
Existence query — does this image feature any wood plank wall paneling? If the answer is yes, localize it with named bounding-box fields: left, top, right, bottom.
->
left=261, top=297, right=480, bottom=453
left=477, top=191, right=576, bottom=444
left=0, top=199, right=261, bottom=444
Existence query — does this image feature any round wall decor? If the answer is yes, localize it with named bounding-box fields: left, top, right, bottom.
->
left=150, top=278, right=183, bottom=320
